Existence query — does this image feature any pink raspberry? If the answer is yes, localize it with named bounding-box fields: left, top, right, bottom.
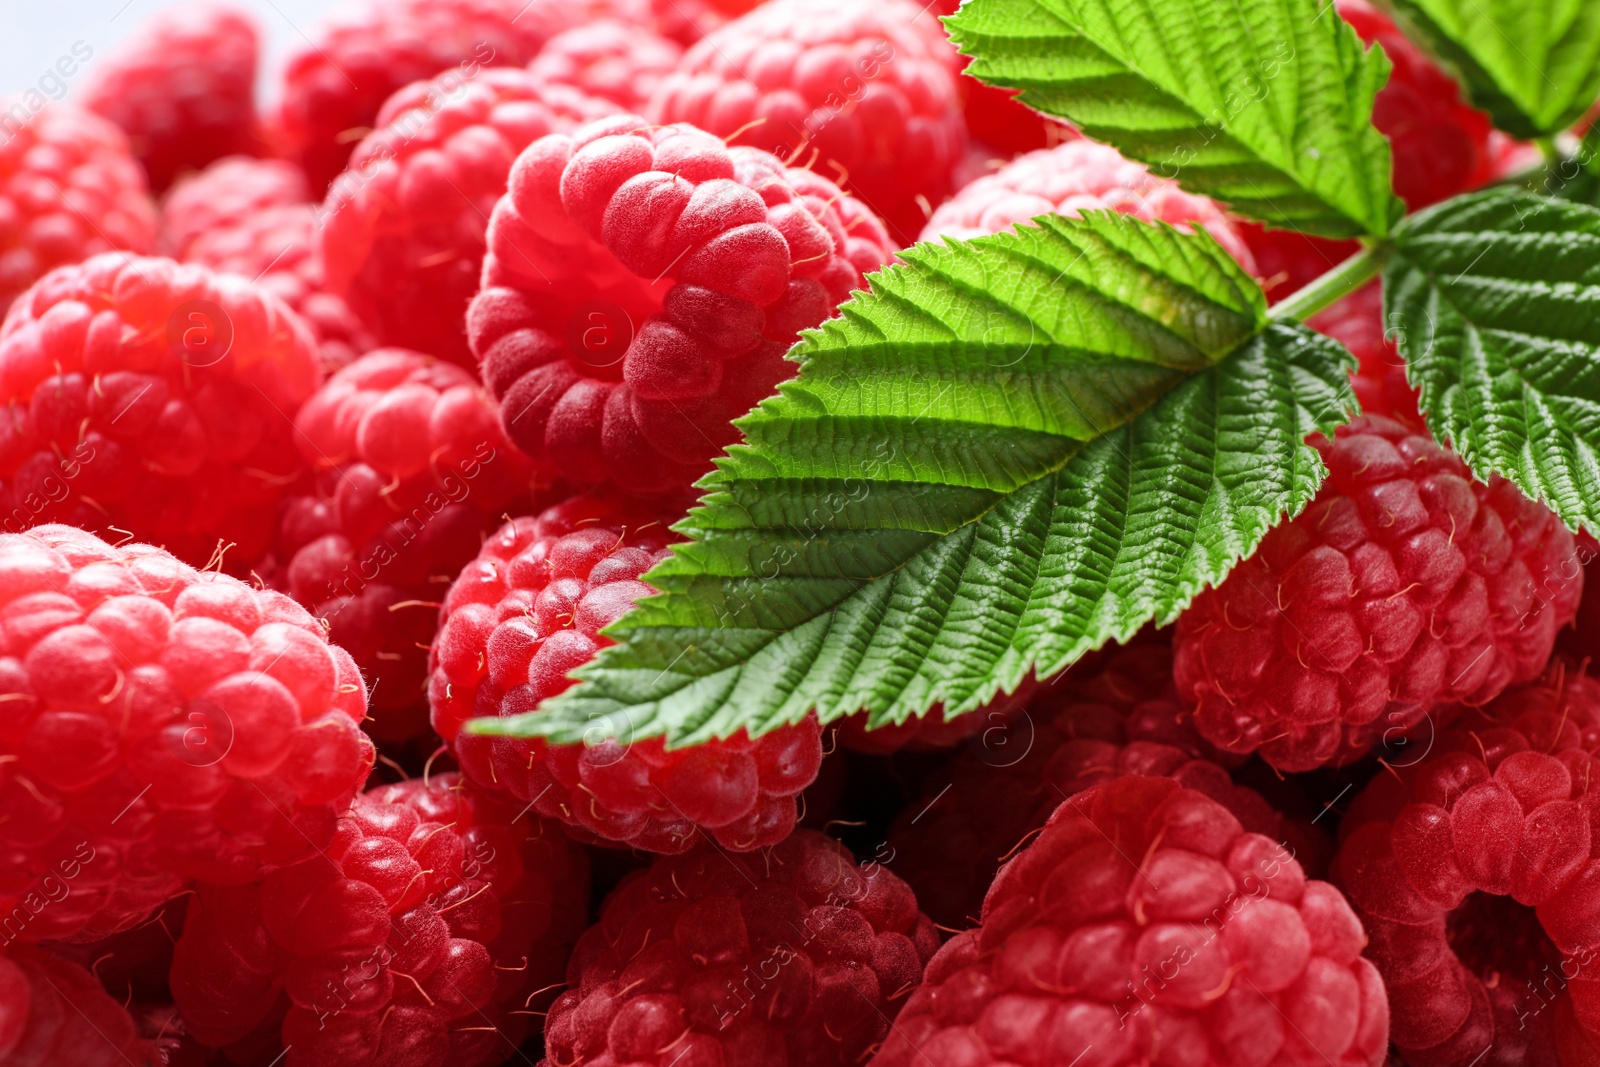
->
left=81, top=3, right=263, bottom=193
left=178, top=192, right=375, bottom=375
left=877, top=775, right=1389, bottom=1067
left=0, top=946, right=160, bottom=1065
left=170, top=772, right=589, bottom=1066
left=1338, top=0, right=1494, bottom=212
left=0, top=103, right=157, bottom=316
left=160, top=157, right=309, bottom=261
left=545, top=829, right=939, bottom=1067
left=277, top=349, right=536, bottom=743
left=1307, top=282, right=1421, bottom=425
left=278, top=0, right=688, bottom=191
left=1331, top=664, right=1600, bottom=1066
left=526, top=20, right=684, bottom=113
left=0, top=254, right=321, bottom=569
left=1174, top=415, right=1581, bottom=772
left=648, top=0, right=967, bottom=244
left=0, top=525, right=374, bottom=944
left=886, top=641, right=1304, bottom=929
left=429, top=494, right=825, bottom=853
left=919, top=139, right=1257, bottom=273
left=319, top=68, right=615, bottom=367
left=470, top=115, right=895, bottom=499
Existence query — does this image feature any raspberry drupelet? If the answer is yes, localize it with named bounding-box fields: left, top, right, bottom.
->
left=1332, top=663, right=1600, bottom=1066
left=319, top=68, right=616, bottom=367
left=1173, top=414, right=1581, bottom=772
left=0, top=103, right=157, bottom=316
left=0, top=946, right=161, bottom=1065
left=0, top=254, right=321, bottom=569
left=160, top=157, right=309, bottom=262
left=648, top=0, right=967, bottom=244
left=919, top=138, right=1258, bottom=272
left=469, top=114, right=895, bottom=500
left=277, top=349, right=537, bottom=743
left=170, top=772, right=589, bottom=1067
left=429, top=495, right=825, bottom=853
left=0, top=525, right=374, bottom=944
left=876, top=775, right=1389, bottom=1067
left=81, top=3, right=263, bottom=193
left=1307, top=282, right=1421, bottom=425
left=545, top=829, right=939, bottom=1067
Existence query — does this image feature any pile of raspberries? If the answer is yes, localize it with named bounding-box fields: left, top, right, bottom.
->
left=0, top=0, right=1589, bottom=1064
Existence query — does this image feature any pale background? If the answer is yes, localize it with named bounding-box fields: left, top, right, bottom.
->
left=2, top=0, right=335, bottom=103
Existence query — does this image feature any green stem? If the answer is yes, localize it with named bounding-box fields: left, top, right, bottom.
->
left=1269, top=240, right=1393, bottom=324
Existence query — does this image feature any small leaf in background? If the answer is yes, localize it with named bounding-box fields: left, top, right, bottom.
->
left=945, top=0, right=1403, bottom=240
left=474, top=214, right=1356, bottom=748
left=1386, top=0, right=1600, bottom=140
left=1386, top=188, right=1600, bottom=534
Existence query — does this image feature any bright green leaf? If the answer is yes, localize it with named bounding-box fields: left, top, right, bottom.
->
left=1386, top=188, right=1600, bottom=533
left=472, top=214, right=1356, bottom=748
left=1386, top=0, right=1600, bottom=139
left=945, top=0, right=1402, bottom=239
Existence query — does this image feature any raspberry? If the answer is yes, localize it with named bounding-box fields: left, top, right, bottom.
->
left=470, top=115, right=895, bottom=499
left=877, top=775, right=1389, bottom=1067
left=81, top=3, right=263, bottom=193
left=0, top=254, right=321, bottom=568
left=178, top=192, right=375, bottom=375
left=648, top=0, right=967, bottom=243
left=1174, top=414, right=1581, bottom=772
left=277, top=349, right=536, bottom=743
left=319, top=68, right=615, bottom=367
left=1331, top=664, right=1600, bottom=1066
left=1239, top=224, right=1361, bottom=304
left=1307, top=282, right=1422, bottom=425
left=886, top=641, right=1303, bottom=929
left=545, top=829, right=939, bottom=1067
left=0, top=525, right=374, bottom=944
left=278, top=0, right=684, bottom=190
left=0, top=946, right=160, bottom=1065
left=0, top=104, right=157, bottom=316
left=160, top=157, right=309, bottom=261
left=526, top=20, right=684, bottom=113
left=928, top=0, right=1076, bottom=155
left=429, top=494, right=825, bottom=852
left=919, top=139, right=1258, bottom=273
left=1338, top=0, right=1494, bottom=212
left=836, top=679, right=1041, bottom=755
left=170, top=772, right=589, bottom=1065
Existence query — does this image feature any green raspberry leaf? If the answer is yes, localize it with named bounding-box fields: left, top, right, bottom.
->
left=945, top=0, right=1403, bottom=240
left=473, top=214, right=1356, bottom=748
left=1385, top=0, right=1600, bottom=139
left=1386, top=189, right=1600, bottom=534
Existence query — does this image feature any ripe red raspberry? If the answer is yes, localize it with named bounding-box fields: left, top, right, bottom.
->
left=0, top=254, right=320, bottom=568
left=170, top=772, right=589, bottom=1066
left=1331, top=664, right=1600, bottom=1066
left=1338, top=0, right=1494, bottom=212
left=834, top=682, right=1037, bottom=756
left=81, top=3, right=263, bottom=193
left=0, top=946, right=160, bottom=1065
left=277, top=349, right=536, bottom=743
left=160, top=157, right=309, bottom=261
left=429, top=495, right=825, bottom=853
left=648, top=0, right=967, bottom=244
left=527, top=20, right=684, bottom=113
left=0, top=525, right=374, bottom=944
left=919, top=139, right=1258, bottom=273
left=546, top=829, right=939, bottom=1067
left=1307, top=282, right=1421, bottom=425
left=877, top=775, right=1389, bottom=1067
left=885, top=641, right=1303, bottom=929
left=0, top=104, right=157, bottom=316
left=927, top=0, right=1076, bottom=155
left=319, top=68, right=615, bottom=368
left=1174, top=415, right=1581, bottom=772
left=470, top=115, right=895, bottom=499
